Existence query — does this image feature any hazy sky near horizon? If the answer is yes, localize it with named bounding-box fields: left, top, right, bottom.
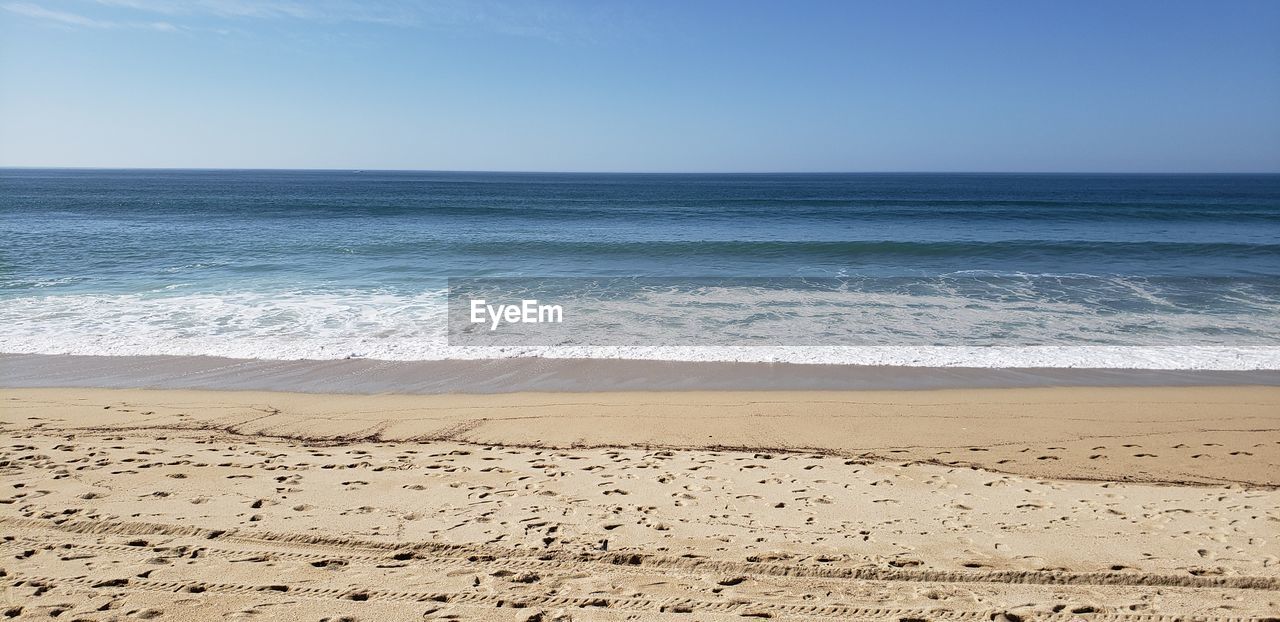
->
left=2, top=1, right=1279, bottom=172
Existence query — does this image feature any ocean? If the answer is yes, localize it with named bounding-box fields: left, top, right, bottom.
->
left=2, top=169, right=1278, bottom=369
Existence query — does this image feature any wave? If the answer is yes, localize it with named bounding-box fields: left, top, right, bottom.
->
left=1, top=288, right=1278, bottom=369
left=113, top=202, right=1280, bottom=224
left=443, top=239, right=1280, bottom=260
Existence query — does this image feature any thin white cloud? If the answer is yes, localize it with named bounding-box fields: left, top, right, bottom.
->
left=81, top=0, right=627, bottom=42
left=3, top=1, right=180, bottom=30
left=4, top=1, right=112, bottom=27
left=91, top=0, right=325, bottom=20
left=5, top=0, right=636, bottom=43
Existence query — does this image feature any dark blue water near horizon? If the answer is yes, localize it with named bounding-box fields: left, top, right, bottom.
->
left=4, top=169, right=1279, bottom=287
left=2, top=168, right=1278, bottom=365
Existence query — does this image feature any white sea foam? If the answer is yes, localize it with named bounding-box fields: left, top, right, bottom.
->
left=2, top=290, right=1278, bottom=369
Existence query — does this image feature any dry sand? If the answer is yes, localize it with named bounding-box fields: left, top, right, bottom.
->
left=2, top=386, right=1278, bottom=620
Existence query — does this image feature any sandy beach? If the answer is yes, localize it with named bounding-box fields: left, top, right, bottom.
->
left=3, top=385, right=1278, bottom=620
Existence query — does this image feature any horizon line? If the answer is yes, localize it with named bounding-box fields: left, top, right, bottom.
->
left=3, top=166, right=1279, bottom=175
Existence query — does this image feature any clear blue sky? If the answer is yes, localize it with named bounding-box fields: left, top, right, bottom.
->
left=2, top=0, right=1278, bottom=172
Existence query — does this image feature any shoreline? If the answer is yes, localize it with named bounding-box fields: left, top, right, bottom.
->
left=3, top=353, right=1279, bottom=394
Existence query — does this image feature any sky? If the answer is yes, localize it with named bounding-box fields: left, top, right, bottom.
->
left=1, top=0, right=1278, bottom=172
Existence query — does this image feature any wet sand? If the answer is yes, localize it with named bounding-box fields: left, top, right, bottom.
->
left=2, top=386, right=1278, bottom=620
left=4, top=353, right=1279, bottom=394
